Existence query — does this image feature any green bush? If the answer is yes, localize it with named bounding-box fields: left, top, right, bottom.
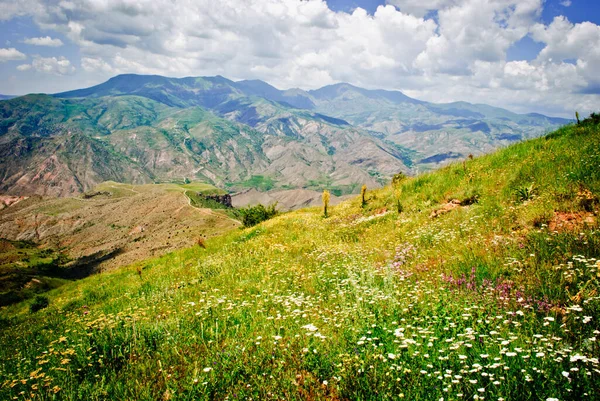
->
left=239, top=203, right=278, bottom=227
left=30, top=295, right=49, bottom=313
left=581, top=112, right=600, bottom=126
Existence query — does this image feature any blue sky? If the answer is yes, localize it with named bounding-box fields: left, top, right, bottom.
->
left=326, top=0, right=600, bottom=23
left=0, top=0, right=599, bottom=117
left=326, top=0, right=600, bottom=63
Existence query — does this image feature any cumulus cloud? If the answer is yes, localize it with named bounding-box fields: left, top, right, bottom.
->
left=23, top=36, right=64, bottom=47
left=18, top=56, right=75, bottom=75
left=0, top=0, right=598, bottom=116
left=81, top=57, right=115, bottom=74
left=0, top=47, right=26, bottom=62
left=386, top=0, right=461, bottom=17
left=414, top=0, right=543, bottom=75
left=531, top=16, right=600, bottom=93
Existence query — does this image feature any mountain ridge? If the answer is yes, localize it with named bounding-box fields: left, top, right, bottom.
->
left=0, top=74, right=571, bottom=197
left=53, top=74, right=570, bottom=122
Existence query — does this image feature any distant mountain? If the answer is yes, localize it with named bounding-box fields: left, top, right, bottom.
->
left=0, top=95, right=15, bottom=101
left=0, top=74, right=570, bottom=196
left=232, top=81, right=571, bottom=168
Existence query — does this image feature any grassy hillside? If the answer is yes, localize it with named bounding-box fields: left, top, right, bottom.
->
left=1, top=122, right=599, bottom=400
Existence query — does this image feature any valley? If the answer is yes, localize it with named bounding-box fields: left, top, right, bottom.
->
left=0, top=181, right=239, bottom=306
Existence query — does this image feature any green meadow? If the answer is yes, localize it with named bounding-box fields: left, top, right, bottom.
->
left=1, top=121, right=599, bottom=400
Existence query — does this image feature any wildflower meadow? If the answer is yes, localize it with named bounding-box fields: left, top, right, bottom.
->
left=1, top=122, right=599, bottom=400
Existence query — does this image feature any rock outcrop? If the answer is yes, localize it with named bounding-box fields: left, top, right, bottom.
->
left=199, top=193, right=232, bottom=208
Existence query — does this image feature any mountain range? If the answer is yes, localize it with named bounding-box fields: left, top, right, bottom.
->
left=0, top=74, right=570, bottom=197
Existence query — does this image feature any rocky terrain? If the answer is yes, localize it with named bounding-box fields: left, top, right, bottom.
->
left=0, top=182, right=237, bottom=270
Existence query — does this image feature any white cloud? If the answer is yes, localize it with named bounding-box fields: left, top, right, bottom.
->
left=0, top=0, right=598, bottom=116
left=386, top=0, right=460, bottom=17
left=414, top=0, right=543, bottom=75
left=531, top=17, right=600, bottom=62
left=22, top=1, right=439, bottom=89
left=23, top=36, right=64, bottom=47
left=0, top=0, right=42, bottom=21
left=18, top=56, right=75, bottom=75
left=560, top=0, right=572, bottom=7
left=531, top=16, right=600, bottom=93
left=0, top=47, right=26, bottom=62
left=81, top=57, right=115, bottom=74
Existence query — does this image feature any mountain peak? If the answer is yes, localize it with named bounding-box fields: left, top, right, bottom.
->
left=308, top=82, right=421, bottom=105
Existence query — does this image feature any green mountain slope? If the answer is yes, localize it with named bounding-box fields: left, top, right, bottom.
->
left=56, top=74, right=244, bottom=109
left=0, top=95, right=159, bottom=195
left=1, top=121, right=598, bottom=400
left=100, top=75, right=569, bottom=160
left=57, top=74, right=570, bottom=168
left=0, top=75, right=572, bottom=197
left=302, top=83, right=571, bottom=169
left=2, top=83, right=416, bottom=196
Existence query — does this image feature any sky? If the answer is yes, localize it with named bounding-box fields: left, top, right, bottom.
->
left=0, top=0, right=599, bottom=117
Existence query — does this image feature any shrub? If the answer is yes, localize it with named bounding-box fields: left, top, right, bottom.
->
left=396, top=199, right=403, bottom=214
left=515, top=184, right=536, bottom=202
left=239, top=203, right=278, bottom=227
left=460, top=188, right=480, bottom=205
left=196, top=237, right=206, bottom=248
left=581, top=112, right=600, bottom=126
left=394, top=188, right=403, bottom=213
left=30, top=295, right=49, bottom=313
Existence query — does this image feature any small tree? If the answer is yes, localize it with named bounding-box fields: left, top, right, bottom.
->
left=361, top=185, right=367, bottom=206
left=581, top=112, right=600, bottom=126
left=576, top=111, right=581, bottom=125
left=240, top=203, right=278, bottom=227
left=322, top=190, right=330, bottom=218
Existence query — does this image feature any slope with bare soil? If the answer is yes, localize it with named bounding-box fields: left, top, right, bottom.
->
left=0, top=181, right=240, bottom=304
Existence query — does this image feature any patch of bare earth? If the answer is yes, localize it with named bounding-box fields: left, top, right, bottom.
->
left=548, top=211, right=596, bottom=232
left=430, top=199, right=462, bottom=218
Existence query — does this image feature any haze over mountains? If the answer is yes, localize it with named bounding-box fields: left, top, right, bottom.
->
left=0, top=74, right=570, bottom=197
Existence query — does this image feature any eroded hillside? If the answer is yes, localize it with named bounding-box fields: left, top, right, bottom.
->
left=0, top=182, right=239, bottom=305
left=0, top=74, right=569, bottom=197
